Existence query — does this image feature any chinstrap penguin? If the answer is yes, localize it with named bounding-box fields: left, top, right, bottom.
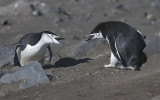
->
left=14, top=31, right=63, bottom=66
left=85, top=21, right=147, bottom=70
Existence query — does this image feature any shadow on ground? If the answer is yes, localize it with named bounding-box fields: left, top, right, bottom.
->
left=43, top=57, right=92, bottom=69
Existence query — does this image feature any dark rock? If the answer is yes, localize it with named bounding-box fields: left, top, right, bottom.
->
left=30, top=4, right=36, bottom=11
left=151, top=1, right=160, bottom=8
left=0, top=45, right=16, bottom=68
left=115, top=4, right=124, bottom=10
left=1, top=20, right=8, bottom=25
left=141, top=12, right=148, bottom=18
left=0, top=61, right=50, bottom=90
left=103, top=13, right=107, bottom=17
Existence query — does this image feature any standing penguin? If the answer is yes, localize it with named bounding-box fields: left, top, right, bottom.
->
left=85, top=21, right=147, bottom=70
left=14, top=31, right=62, bottom=66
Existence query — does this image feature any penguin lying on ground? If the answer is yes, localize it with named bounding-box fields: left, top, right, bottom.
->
left=85, top=21, right=147, bottom=70
left=14, top=31, right=63, bottom=66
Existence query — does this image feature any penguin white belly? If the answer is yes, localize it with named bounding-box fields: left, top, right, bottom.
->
left=19, top=45, right=47, bottom=66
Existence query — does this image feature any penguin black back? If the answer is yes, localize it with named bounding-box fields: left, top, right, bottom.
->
left=18, top=31, right=57, bottom=51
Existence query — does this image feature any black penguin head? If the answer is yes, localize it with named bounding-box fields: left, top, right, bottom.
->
left=41, top=31, right=63, bottom=44
left=85, top=31, right=103, bottom=41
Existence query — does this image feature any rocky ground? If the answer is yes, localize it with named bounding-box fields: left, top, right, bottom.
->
left=0, top=0, right=160, bottom=100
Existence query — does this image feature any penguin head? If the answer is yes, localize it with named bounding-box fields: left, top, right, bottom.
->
left=85, top=31, right=103, bottom=41
left=41, top=31, right=62, bottom=44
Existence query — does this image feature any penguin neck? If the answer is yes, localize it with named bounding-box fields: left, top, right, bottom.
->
left=36, top=37, right=51, bottom=49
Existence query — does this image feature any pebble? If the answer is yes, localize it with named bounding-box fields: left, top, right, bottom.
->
left=56, top=75, right=61, bottom=78
left=54, top=17, right=63, bottom=23
left=103, top=13, right=107, bottom=17
left=85, top=73, right=91, bottom=75
left=1, top=20, right=8, bottom=25
left=115, top=4, right=124, bottom=10
left=141, top=12, right=148, bottom=18
left=30, top=4, right=36, bottom=11
left=32, top=10, right=42, bottom=16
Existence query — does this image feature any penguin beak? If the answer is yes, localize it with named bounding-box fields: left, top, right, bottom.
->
left=55, top=36, right=65, bottom=40
left=53, top=36, right=64, bottom=44
left=84, top=34, right=94, bottom=41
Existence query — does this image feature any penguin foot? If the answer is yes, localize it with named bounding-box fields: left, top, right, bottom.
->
left=127, top=66, right=140, bottom=70
left=104, top=64, right=115, bottom=68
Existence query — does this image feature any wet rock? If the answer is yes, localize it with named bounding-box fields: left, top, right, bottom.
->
left=0, top=45, right=16, bottom=68
left=0, top=61, right=50, bottom=90
left=60, top=39, right=107, bottom=57
left=151, top=1, right=160, bottom=8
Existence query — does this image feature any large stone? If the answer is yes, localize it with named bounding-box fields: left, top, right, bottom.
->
left=0, top=61, right=50, bottom=90
left=0, top=45, right=16, bottom=68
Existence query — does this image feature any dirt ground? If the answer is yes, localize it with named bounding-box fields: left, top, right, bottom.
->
left=0, top=0, right=160, bottom=100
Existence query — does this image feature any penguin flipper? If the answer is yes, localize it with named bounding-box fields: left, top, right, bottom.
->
left=14, top=46, right=21, bottom=66
left=108, top=36, right=122, bottom=64
left=47, top=45, right=52, bottom=63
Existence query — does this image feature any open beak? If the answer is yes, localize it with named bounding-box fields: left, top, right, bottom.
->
left=53, top=36, right=65, bottom=44
left=55, top=36, right=65, bottom=40
left=84, top=34, right=94, bottom=41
